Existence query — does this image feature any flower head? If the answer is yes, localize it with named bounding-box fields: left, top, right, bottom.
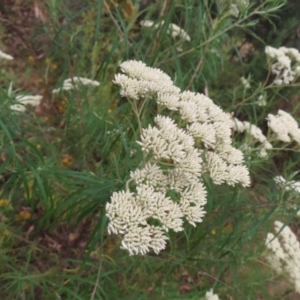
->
left=205, top=289, right=221, bottom=300
left=10, top=94, right=43, bottom=112
left=267, top=110, right=300, bottom=144
left=0, top=49, right=13, bottom=60
left=265, top=46, right=300, bottom=85
left=52, top=77, right=100, bottom=93
left=140, top=20, right=191, bottom=42
left=265, top=221, right=300, bottom=293
left=106, top=60, right=250, bottom=255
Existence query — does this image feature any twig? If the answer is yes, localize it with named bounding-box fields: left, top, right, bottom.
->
left=186, top=57, right=203, bottom=90
left=159, top=0, right=168, bottom=17
left=212, top=203, right=277, bottom=214
left=90, top=254, right=103, bottom=300
left=151, top=1, right=169, bottom=55
left=103, top=0, right=132, bottom=47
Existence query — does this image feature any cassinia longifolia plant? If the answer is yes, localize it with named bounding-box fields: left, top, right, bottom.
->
left=105, top=60, right=250, bottom=256
left=265, top=221, right=300, bottom=293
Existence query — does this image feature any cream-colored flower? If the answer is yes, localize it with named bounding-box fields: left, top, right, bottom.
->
left=107, top=60, right=250, bottom=255
left=10, top=94, right=43, bottom=112
left=205, top=288, right=221, bottom=300
left=256, top=94, right=267, bottom=107
left=230, top=4, right=239, bottom=18
left=140, top=20, right=191, bottom=42
left=265, top=45, right=300, bottom=85
left=240, top=76, right=250, bottom=89
left=266, top=221, right=300, bottom=293
left=52, top=76, right=100, bottom=93
left=267, top=110, right=300, bottom=144
left=0, top=49, right=13, bottom=60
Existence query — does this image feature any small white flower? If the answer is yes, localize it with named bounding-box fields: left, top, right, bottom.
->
left=230, top=4, right=239, bottom=18
left=121, top=225, right=168, bottom=255
left=267, top=113, right=291, bottom=142
left=215, top=144, right=244, bottom=165
left=274, top=175, right=300, bottom=195
left=10, top=104, right=26, bottom=112
left=140, top=20, right=191, bottom=42
left=205, top=152, right=228, bottom=185
left=265, top=45, right=300, bottom=85
left=240, top=76, right=250, bottom=89
left=106, top=191, right=148, bottom=235
left=0, top=49, right=13, bottom=60
left=157, top=92, right=180, bottom=110
left=295, top=66, right=300, bottom=76
left=140, top=20, right=155, bottom=28
left=187, top=122, right=216, bottom=148
left=114, top=61, right=180, bottom=100
left=266, top=221, right=300, bottom=293
left=10, top=94, right=43, bottom=112
left=167, top=167, right=199, bottom=192
left=205, top=288, right=221, bottom=300
left=179, top=182, right=207, bottom=226
left=279, top=47, right=300, bottom=62
left=243, top=121, right=268, bottom=144
left=226, top=164, right=250, bottom=187
left=136, top=184, right=184, bottom=232
left=52, top=77, right=100, bottom=93
left=256, top=94, right=267, bottom=107
left=137, top=115, right=195, bottom=163
left=168, top=23, right=191, bottom=42
left=130, top=163, right=168, bottom=191
left=230, top=117, right=245, bottom=133
left=267, top=110, right=300, bottom=144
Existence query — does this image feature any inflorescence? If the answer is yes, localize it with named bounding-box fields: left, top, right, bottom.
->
left=106, top=60, right=250, bottom=255
left=231, top=109, right=300, bottom=158
left=265, top=221, right=300, bottom=293
left=265, top=46, right=300, bottom=85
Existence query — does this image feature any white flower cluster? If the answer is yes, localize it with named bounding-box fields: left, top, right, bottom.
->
left=205, top=289, right=221, bottom=300
left=267, top=110, right=300, bottom=144
left=256, top=94, right=267, bottom=107
left=232, top=109, right=300, bottom=158
left=265, top=46, right=300, bottom=85
left=10, top=94, right=43, bottom=112
left=230, top=117, right=272, bottom=157
left=274, top=176, right=300, bottom=195
left=114, top=60, right=180, bottom=101
left=140, top=20, right=191, bottom=42
left=107, top=60, right=250, bottom=255
left=229, top=4, right=239, bottom=18
left=0, top=49, right=13, bottom=60
left=240, top=76, right=250, bottom=89
left=265, top=221, right=300, bottom=293
left=52, top=77, right=100, bottom=93
left=230, top=0, right=249, bottom=18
